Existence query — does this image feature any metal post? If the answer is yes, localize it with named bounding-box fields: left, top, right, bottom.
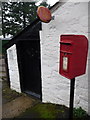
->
left=69, top=78, right=75, bottom=120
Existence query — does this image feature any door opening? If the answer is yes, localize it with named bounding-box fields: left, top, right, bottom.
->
left=17, top=40, right=42, bottom=100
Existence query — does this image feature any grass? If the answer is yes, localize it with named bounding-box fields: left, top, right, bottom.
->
left=33, top=103, right=58, bottom=119
left=16, top=103, right=89, bottom=120
left=17, top=103, right=69, bottom=119
left=73, top=107, right=88, bottom=119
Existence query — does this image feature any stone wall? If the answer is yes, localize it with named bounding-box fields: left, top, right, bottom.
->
left=0, top=54, right=7, bottom=119
left=0, top=2, right=2, bottom=36
left=40, top=2, right=89, bottom=113
left=0, top=55, right=7, bottom=81
left=0, top=55, right=2, bottom=119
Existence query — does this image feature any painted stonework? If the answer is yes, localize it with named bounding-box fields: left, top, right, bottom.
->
left=40, top=2, right=89, bottom=113
left=7, top=44, right=21, bottom=93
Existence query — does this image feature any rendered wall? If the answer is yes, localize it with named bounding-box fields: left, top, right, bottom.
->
left=7, top=44, right=21, bottom=93
left=40, top=2, right=89, bottom=113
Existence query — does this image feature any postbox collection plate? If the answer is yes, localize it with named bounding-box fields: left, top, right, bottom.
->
left=63, top=56, right=68, bottom=71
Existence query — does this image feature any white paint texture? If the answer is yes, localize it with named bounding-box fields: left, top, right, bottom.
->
left=7, top=44, right=21, bottom=93
left=40, top=2, right=89, bottom=113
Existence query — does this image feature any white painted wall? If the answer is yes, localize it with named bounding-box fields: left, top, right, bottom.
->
left=40, top=2, right=89, bottom=113
left=7, top=44, right=21, bottom=93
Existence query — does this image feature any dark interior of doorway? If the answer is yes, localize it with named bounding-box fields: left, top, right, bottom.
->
left=16, top=40, right=42, bottom=100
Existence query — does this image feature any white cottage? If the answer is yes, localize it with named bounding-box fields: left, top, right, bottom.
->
left=5, top=1, right=89, bottom=114
left=40, top=1, right=89, bottom=114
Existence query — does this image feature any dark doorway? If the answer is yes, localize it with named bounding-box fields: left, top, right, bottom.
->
left=17, top=40, right=42, bottom=99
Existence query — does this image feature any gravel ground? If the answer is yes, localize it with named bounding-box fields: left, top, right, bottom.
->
left=2, top=80, right=40, bottom=119
left=2, top=95, right=39, bottom=118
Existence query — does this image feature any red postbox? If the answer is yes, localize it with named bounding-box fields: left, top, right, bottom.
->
left=59, top=35, right=88, bottom=79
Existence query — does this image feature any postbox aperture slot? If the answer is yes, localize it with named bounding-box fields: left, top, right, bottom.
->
left=60, top=41, right=72, bottom=45
left=60, top=50, right=72, bottom=54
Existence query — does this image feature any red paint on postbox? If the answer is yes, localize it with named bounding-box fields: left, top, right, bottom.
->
left=59, top=35, right=88, bottom=79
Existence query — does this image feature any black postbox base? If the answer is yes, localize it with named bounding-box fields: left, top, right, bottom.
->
left=69, top=78, right=75, bottom=120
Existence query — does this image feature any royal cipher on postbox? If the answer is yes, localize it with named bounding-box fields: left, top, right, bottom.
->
left=59, top=35, right=88, bottom=79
